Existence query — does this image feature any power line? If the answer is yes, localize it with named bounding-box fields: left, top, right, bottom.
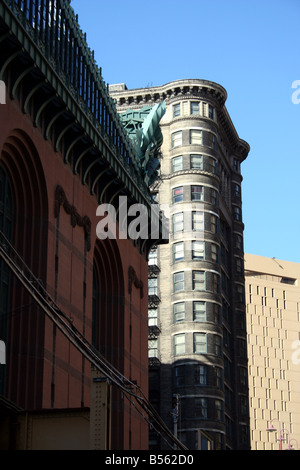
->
left=0, top=230, right=188, bottom=451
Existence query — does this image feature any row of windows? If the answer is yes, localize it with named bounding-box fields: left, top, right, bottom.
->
left=149, top=270, right=221, bottom=296
left=174, top=364, right=223, bottom=388
left=173, top=362, right=248, bottom=393
left=171, top=214, right=243, bottom=250
left=171, top=187, right=242, bottom=223
left=149, top=330, right=227, bottom=361
left=171, top=129, right=217, bottom=149
left=149, top=303, right=246, bottom=331
left=173, top=332, right=222, bottom=356
left=185, top=397, right=224, bottom=421
left=149, top=275, right=245, bottom=305
left=171, top=272, right=245, bottom=300
left=172, top=101, right=215, bottom=120
left=149, top=233, right=244, bottom=264
left=173, top=270, right=220, bottom=294
left=173, top=300, right=221, bottom=323
left=172, top=154, right=218, bottom=174
left=172, top=211, right=218, bottom=234
left=172, top=240, right=219, bottom=263
left=172, top=185, right=218, bottom=205
left=248, top=285, right=292, bottom=298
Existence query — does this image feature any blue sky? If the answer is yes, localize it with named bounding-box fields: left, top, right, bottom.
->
left=71, top=0, right=300, bottom=263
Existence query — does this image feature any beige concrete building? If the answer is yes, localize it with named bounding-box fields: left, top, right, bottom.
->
left=245, top=254, right=300, bottom=450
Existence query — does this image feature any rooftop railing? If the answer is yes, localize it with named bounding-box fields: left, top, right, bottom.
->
left=3, top=0, right=145, bottom=189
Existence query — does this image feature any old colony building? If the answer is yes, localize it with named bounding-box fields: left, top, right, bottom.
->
left=111, top=80, right=251, bottom=450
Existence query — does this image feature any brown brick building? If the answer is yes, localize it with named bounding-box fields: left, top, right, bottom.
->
left=0, top=0, right=165, bottom=450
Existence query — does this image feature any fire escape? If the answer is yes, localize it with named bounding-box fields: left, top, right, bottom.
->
left=148, top=247, right=161, bottom=368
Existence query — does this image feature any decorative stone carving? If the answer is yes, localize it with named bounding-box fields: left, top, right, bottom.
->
left=54, top=185, right=91, bottom=251
left=128, top=266, right=144, bottom=299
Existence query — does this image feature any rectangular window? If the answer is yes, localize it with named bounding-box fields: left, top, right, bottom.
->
left=174, top=333, right=185, bottom=356
left=171, top=131, right=182, bottom=148
left=210, top=214, right=218, bottom=233
left=233, top=206, right=242, bottom=221
left=190, top=101, right=200, bottom=115
left=173, top=212, right=184, bottom=232
left=174, top=271, right=184, bottom=293
left=174, top=366, right=185, bottom=386
left=233, top=158, right=240, bottom=172
left=211, top=244, right=219, bottom=262
left=191, top=185, right=204, bottom=201
left=236, top=257, right=244, bottom=275
left=211, top=189, right=218, bottom=205
left=148, top=249, right=157, bottom=265
left=192, top=241, right=205, bottom=260
left=214, top=335, right=222, bottom=356
left=195, top=397, right=208, bottom=418
left=194, top=365, right=207, bottom=385
left=148, top=277, right=158, bottom=296
left=148, top=308, right=158, bottom=326
left=213, top=304, right=221, bottom=324
left=235, top=234, right=243, bottom=250
left=190, top=130, right=202, bottom=145
left=173, top=103, right=181, bottom=117
left=193, top=301, right=206, bottom=321
left=148, top=338, right=158, bottom=358
left=173, top=302, right=185, bottom=323
left=215, top=399, right=223, bottom=420
left=233, top=183, right=241, bottom=198
left=193, top=271, right=205, bottom=291
left=190, top=154, right=203, bottom=169
left=194, top=333, right=207, bottom=354
left=209, top=157, right=217, bottom=174
left=172, top=186, right=183, bottom=203
left=208, top=105, right=214, bottom=120
left=212, top=273, right=220, bottom=293
left=236, top=284, right=245, bottom=303
left=172, top=155, right=183, bottom=172
left=208, top=133, right=217, bottom=149
left=215, top=368, right=223, bottom=390
left=192, top=211, right=204, bottom=231
left=173, top=242, right=184, bottom=262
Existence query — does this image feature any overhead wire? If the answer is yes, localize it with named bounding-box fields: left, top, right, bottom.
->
left=0, top=230, right=188, bottom=451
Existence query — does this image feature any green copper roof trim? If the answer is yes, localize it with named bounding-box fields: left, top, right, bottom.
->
left=120, top=102, right=166, bottom=186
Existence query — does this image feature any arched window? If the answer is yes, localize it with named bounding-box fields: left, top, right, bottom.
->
left=92, top=266, right=99, bottom=348
left=0, top=165, right=13, bottom=394
left=0, top=165, right=13, bottom=238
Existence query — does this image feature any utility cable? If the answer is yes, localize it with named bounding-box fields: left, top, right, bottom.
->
left=0, top=230, right=188, bottom=451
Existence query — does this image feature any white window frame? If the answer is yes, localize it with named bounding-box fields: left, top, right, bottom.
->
left=174, top=333, right=185, bottom=356
left=171, top=130, right=182, bottom=148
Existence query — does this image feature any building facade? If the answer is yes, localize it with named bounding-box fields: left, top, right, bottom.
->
left=0, top=0, right=166, bottom=450
left=245, top=254, right=300, bottom=450
left=111, top=80, right=251, bottom=450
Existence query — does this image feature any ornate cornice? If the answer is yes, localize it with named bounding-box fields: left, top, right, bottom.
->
left=110, top=79, right=250, bottom=160
left=111, top=79, right=227, bottom=109
left=161, top=169, right=220, bottom=182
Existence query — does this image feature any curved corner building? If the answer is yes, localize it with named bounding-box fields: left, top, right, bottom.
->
left=110, top=79, right=250, bottom=450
